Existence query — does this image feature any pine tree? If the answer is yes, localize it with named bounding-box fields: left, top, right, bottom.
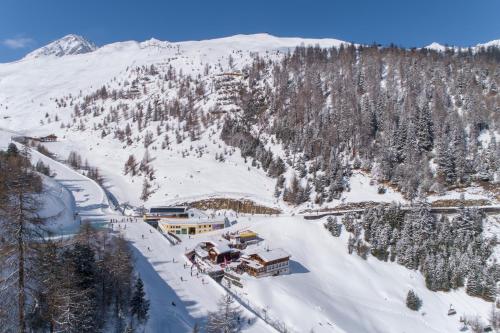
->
left=406, top=290, right=422, bottom=311
left=7, top=143, right=19, bottom=156
left=130, top=278, right=149, bottom=325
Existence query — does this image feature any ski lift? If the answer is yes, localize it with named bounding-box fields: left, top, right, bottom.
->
left=448, top=304, right=457, bottom=316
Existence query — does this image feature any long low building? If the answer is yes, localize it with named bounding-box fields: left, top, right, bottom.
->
left=144, top=206, right=227, bottom=235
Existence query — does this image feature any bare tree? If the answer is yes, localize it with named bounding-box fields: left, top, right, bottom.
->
left=206, top=294, right=242, bottom=333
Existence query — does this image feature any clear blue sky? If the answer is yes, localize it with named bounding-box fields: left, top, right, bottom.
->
left=1, top=0, right=499, bottom=62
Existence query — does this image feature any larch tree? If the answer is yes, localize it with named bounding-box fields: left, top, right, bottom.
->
left=0, top=146, right=44, bottom=332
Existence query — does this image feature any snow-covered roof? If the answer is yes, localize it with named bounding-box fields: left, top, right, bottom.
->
left=245, top=260, right=263, bottom=270
left=194, top=245, right=209, bottom=258
left=158, top=217, right=225, bottom=226
left=252, top=248, right=290, bottom=263
left=212, top=243, right=232, bottom=254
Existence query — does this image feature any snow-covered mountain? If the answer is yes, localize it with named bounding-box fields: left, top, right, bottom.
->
left=424, top=39, right=500, bottom=52
left=0, top=33, right=498, bottom=209
left=423, top=42, right=448, bottom=52
left=477, top=39, right=500, bottom=49
left=23, top=34, right=97, bottom=59
left=0, top=33, right=499, bottom=333
left=0, top=33, right=357, bottom=209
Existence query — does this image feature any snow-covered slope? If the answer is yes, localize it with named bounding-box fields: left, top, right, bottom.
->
left=1, top=33, right=497, bottom=210
left=123, top=214, right=494, bottom=333
left=23, top=34, right=97, bottom=59
left=0, top=29, right=498, bottom=331
left=0, top=33, right=354, bottom=209
left=476, top=39, right=500, bottom=50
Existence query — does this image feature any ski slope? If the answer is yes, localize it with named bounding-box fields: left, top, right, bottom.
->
left=28, top=147, right=112, bottom=233
left=152, top=215, right=493, bottom=333
left=122, top=222, right=274, bottom=333
left=0, top=128, right=495, bottom=332
left=0, top=130, right=273, bottom=332
left=0, top=33, right=499, bottom=332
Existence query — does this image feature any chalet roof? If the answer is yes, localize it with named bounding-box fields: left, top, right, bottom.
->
left=194, top=244, right=209, bottom=258
left=245, top=260, right=263, bottom=270
left=212, top=243, right=232, bottom=254
left=253, top=248, right=290, bottom=263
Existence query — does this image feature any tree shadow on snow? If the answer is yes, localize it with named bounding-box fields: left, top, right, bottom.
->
left=129, top=241, right=262, bottom=332
left=129, top=242, right=205, bottom=333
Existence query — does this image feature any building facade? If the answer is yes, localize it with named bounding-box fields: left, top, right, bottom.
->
left=145, top=206, right=226, bottom=235
left=240, top=248, right=291, bottom=278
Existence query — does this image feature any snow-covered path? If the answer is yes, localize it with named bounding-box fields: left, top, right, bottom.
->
left=26, top=145, right=113, bottom=234
left=1, top=129, right=113, bottom=234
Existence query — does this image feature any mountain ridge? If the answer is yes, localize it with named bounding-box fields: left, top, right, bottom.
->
left=20, top=33, right=500, bottom=62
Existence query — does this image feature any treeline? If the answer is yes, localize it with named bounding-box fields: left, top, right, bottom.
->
left=336, top=203, right=498, bottom=301
left=0, top=144, right=149, bottom=332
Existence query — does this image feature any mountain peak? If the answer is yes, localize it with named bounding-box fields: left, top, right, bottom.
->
left=24, top=34, right=97, bottom=60
left=424, top=42, right=447, bottom=52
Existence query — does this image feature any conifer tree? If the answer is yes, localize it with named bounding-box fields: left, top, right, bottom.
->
left=406, top=290, right=422, bottom=311
left=130, top=278, right=149, bottom=325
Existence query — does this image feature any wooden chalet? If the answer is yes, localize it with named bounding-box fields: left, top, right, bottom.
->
left=188, top=241, right=240, bottom=264
left=240, top=248, right=290, bottom=278
left=206, top=242, right=240, bottom=264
